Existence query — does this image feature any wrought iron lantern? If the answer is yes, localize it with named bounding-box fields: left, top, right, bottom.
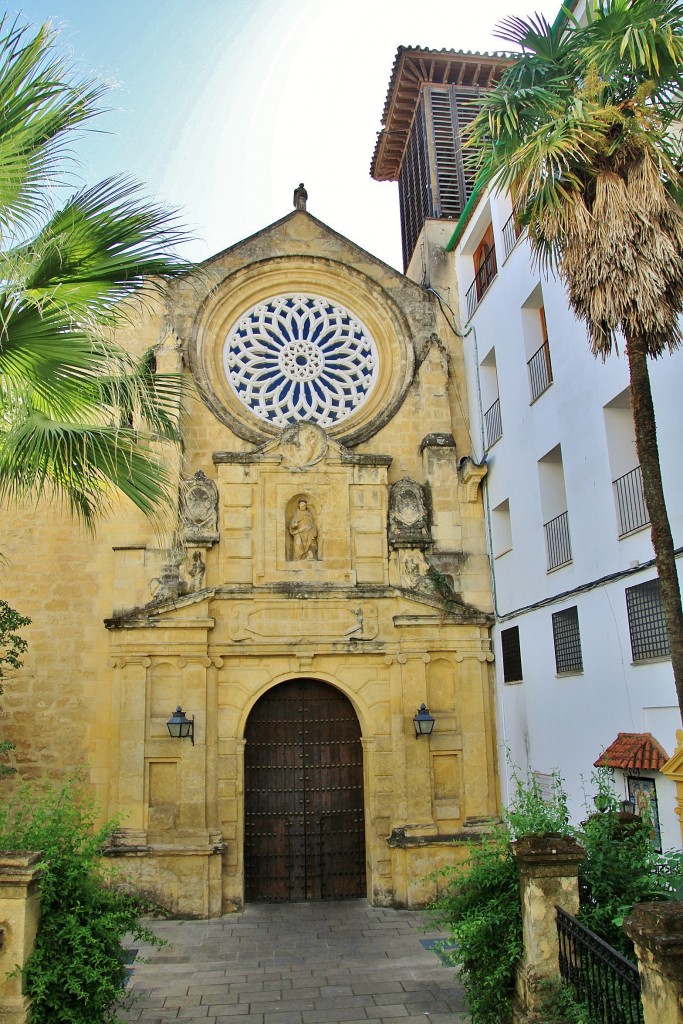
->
left=621, top=797, right=637, bottom=816
left=167, top=706, right=194, bottom=745
left=413, top=703, right=435, bottom=738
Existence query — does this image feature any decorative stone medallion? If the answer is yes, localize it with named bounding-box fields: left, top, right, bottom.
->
left=179, top=470, right=219, bottom=545
left=223, top=294, right=378, bottom=428
left=388, top=478, right=432, bottom=549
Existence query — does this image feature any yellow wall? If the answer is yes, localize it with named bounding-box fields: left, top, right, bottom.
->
left=0, top=210, right=498, bottom=914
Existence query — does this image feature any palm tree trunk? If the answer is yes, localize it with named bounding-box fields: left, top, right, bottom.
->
left=626, top=333, right=683, bottom=725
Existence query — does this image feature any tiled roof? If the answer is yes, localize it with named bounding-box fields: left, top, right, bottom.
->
left=594, top=732, right=670, bottom=771
left=370, top=46, right=510, bottom=182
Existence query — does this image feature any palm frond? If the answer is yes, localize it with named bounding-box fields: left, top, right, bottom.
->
left=11, top=177, right=190, bottom=325
left=0, top=412, right=174, bottom=526
left=0, top=17, right=104, bottom=238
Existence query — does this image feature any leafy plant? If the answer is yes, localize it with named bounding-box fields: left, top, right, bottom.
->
left=0, top=599, right=30, bottom=778
left=0, top=774, right=162, bottom=1024
left=0, top=598, right=30, bottom=694
left=430, top=766, right=573, bottom=1024
left=578, top=769, right=681, bottom=956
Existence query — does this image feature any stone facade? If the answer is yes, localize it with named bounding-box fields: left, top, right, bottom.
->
left=0, top=209, right=497, bottom=914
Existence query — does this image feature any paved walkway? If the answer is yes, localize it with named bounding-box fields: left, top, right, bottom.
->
left=115, top=900, right=469, bottom=1024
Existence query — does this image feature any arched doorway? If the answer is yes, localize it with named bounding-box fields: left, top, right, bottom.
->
left=244, top=678, right=366, bottom=902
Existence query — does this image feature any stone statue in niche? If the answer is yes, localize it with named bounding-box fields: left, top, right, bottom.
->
left=288, top=498, right=319, bottom=560
left=179, top=470, right=219, bottom=545
left=388, top=477, right=431, bottom=549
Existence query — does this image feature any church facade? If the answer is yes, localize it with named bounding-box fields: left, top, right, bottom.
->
left=1, top=204, right=498, bottom=914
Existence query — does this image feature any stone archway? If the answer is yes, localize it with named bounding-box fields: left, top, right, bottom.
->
left=244, top=678, right=366, bottom=902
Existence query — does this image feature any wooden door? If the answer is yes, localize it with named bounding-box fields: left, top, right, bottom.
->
left=244, top=679, right=365, bottom=902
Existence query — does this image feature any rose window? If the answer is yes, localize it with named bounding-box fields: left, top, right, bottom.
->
left=223, top=294, right=378, bottom=427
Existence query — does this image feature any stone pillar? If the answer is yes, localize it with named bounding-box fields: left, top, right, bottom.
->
left=0, top=852, right=42, bottom=1024
left=511, top=835, right=585, bottom=1014
left=660, top=729, right=683, bottom=847
left=623, top=902, right=683, bottom=1024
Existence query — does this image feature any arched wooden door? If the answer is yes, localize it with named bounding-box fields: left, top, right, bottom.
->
left=244, top=679, right=366, bottom=902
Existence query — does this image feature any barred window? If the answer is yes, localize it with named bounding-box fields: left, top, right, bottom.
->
left=501, top=626, right=523, bottom=683
left=552, top=606, right=583, bottom=674
left=626, top=579, right=670, bottom=661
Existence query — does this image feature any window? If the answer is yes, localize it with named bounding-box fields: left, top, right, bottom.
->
left=552, top=606, right=583, bottom=674
left=501, top=626, right=523, bottom=683
left=604, top=390, right=649, bottom=536
left=522, top=289, right=553, bottom=403
left=481, top=347, right=501, bottom=448
left=397, top=84, right=484, bottom=271
left=491, top=499, right=512, bottom=558
left=626, top=579, right=670, bottom=661
left=474, top=224, right=497, bottom=300
left=538, top=445, right=572, bottom=570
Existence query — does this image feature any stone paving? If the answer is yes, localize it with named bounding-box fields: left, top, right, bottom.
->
left=115, top=900, right=469, bottom=1024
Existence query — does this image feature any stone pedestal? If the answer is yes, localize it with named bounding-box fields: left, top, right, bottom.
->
left=623, top=901, right=683, bottom=1024
left=0, top=852, right=42, bottom=1024
left=511, top=835, right=585, bottom=1014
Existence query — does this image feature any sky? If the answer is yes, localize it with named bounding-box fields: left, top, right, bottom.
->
left=15, top=0, right=561, bottom=269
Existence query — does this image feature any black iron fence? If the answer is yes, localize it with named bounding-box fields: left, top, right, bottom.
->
left=484, top=397, right=502, bottom=448
left=502, top=209, right=523, bottom=258
left=556, top=906, right=643, bottom=1024
left=465, top=246, right=497, bottom=319
left=544, top=510, right=572, bottom=570
left=528, top=340, right=553, bottom=402
left=614, top=465, right=649, bottom=537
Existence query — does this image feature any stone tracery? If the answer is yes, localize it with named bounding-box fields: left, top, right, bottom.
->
left=223, top=294, right=378, bottom=427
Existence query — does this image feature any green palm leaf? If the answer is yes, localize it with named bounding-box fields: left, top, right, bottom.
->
left=0, top=16, right=193, bottom=527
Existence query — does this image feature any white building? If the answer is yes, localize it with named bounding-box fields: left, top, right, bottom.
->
left=372, top=18, right=683, bottom=850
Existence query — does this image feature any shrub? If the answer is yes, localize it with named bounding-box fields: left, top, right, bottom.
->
left=0, top=773, right=161, bottom=1024
left=578, top=769, right=682, bottom=957
left=430, top=768, right=573, bottom=1024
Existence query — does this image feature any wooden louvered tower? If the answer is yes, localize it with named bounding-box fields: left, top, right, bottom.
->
left=371, top=47, right=508, bottom=271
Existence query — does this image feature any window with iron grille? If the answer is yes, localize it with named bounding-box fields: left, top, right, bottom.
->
left=501, top=626, right=523, bottom=682
left=552, top=606, right=583, bottom=674
left=626, top=579, right=670, bottom=661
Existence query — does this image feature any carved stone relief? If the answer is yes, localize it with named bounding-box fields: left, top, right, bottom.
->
left=179, top=470, right=219, bottom=545
left=280, top=421, right=329, bottom=470
left=388, top=478, right=431, bottom=549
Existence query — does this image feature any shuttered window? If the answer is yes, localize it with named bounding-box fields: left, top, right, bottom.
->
left=399, top=84, right=486, bottom=270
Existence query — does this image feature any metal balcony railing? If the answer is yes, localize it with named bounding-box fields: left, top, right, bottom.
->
left=502, top=209, right=523, bottom=258
left=544, top=511, right=572, bottom=570
left=528, top=340, right=553, bottom=402
left=465, top=245, right=497, bottom=319
left=614, top=465, right=649, bottom=536
left=484, top=397, right=502, bottom=448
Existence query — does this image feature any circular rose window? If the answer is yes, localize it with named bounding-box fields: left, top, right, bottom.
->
left=223, top=294, right=378, bottom=427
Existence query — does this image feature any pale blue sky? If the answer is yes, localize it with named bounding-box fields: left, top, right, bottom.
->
left=13, top=0, right=561, bottom=268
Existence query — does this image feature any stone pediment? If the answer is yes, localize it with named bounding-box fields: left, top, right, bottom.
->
left=213, top=422, right=391, bottom=473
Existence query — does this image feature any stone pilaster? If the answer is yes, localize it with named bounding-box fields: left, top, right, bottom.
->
left=0, top=852, right=42, bottom=1024
left=511, top=835, right=585, bottom=1014
left=623, top=902, right=683, bottom=1024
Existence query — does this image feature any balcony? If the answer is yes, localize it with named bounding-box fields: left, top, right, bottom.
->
left=502, top=209, right=523, bottom=258
left=465, top=245, right=497, bottom=319
left=528, top=340, right=553, bottom=402
left=544, top=511, right=572, bottom=571
left=614, top=465, right=649, bottom=536
left=484, top=397, right=502, bottom=448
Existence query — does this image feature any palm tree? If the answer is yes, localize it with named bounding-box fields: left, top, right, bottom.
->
left=468, top=0, right=683, bottom=722
left=0, top=16, right=191, bottom=528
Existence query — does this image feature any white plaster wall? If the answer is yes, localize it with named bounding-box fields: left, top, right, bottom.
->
left=454, top=184, right=683, bottom=850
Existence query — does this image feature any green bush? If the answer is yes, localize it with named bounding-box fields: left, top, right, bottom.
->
left=0, top=774, right=161, bottom=1024
left=578, top=769, right=683, bottom=957
left=430, top=766, right=682, bottom=1024
left=430, top=768, right=573, bottom=1024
